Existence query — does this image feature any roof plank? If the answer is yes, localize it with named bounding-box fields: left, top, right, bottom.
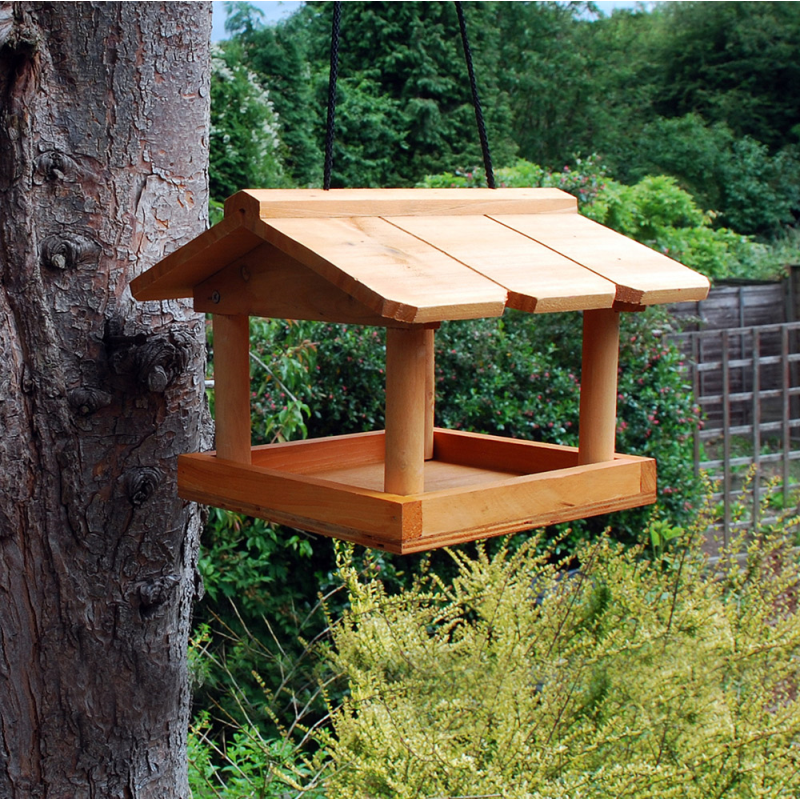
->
left=193, top=241, right=425, bottom=327
left=490, top=213, right=710, bottom=306
left=131, top=188, right=710, bottom=318
left=255, top=215, right=508, bottom=323
left=225, top=187, right=577, bottom=219
left=386, top=215, right=617, bottom=313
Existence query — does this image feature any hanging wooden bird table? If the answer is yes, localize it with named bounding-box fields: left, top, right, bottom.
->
left=131, top=188, right=709, bottom=554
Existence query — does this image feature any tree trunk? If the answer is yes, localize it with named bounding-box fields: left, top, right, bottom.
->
left=0, top=3, right=211, bottom=796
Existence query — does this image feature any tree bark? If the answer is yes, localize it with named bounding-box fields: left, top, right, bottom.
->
left=0, top=3, right=211, bottom=796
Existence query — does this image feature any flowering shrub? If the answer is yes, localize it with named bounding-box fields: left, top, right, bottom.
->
left=317, top=514, right=800, bottom=798
left=421, top=155, right=608, bottom=210
left=209, top=42, right=287, bottom=201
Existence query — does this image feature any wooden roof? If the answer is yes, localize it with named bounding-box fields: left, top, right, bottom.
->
left=130, top=188, right=710, bottom=324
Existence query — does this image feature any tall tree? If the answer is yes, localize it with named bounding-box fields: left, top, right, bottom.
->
left=0, top=3, right=210, bottom=796
left=233, top=1, right=517, bottom=188
left=653, top=1, right=800, bottom=151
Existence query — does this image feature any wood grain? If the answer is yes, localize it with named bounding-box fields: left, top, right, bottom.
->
left=133, top=188, right=708, bottom=318
left=193, top=240, right=408, bottom=326
left=178, top=431, right=656, bottom=554
left=224, top=187, right=578, bottom=219
left=130, top=213, right=262, bottom=301
left=385, top=328, right=428, bottom=494
left=212, top=314, right=252, bottom=464
left=315, top=459, right=519, bottom=493
left=579, top=309, right=620, bottom=465
left=490, top=212, right=710, bottom=306
left=414, top=457, right=651, bottom=550
left=433, top=428, right=579, bottom=473
left=387, top=214, right=616, bottom=313
left=251, top=430, right=386, bottom=474
left=178, top=452, right=417, bottom=547
left=254, top=215, right=508, bottom=323
left=425, top=328, right=435, bottom=459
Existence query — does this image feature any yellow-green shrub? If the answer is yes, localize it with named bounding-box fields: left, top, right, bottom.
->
left=318, top=514, right=800, bottom=798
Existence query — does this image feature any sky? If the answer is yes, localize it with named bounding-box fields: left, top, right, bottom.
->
left=211, top=1, right=303, bottom=40
left=210, top=1, right=657, bottom=42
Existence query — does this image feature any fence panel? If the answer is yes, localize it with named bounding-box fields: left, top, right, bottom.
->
left=671, top=321, right=800, bottom=546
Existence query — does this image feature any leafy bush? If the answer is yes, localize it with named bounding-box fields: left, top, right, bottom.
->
left=188, top=710, right=318, bottom=798
left=596, top=175, right=785, bottom=281
left=623, top=114, right=800, bottom=237
left=317, top=512, right=800, bottom=798
left=424, top=159, right=788, bottom=281
left=209, top=42, right=288, bottom=202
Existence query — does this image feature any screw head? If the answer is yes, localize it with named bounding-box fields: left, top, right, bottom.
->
left=211, top=291, right=221, bottom=304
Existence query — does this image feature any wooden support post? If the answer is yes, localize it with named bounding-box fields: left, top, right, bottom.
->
left=385, top=327, right=428, bottom=495
left=579, top=308, right=620, bottom=465
left=424, top=328, right=435, bottom=461
left=213, top=313, right=252, bottom=464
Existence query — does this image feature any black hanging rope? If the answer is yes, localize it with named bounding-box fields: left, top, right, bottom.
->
left=323, top=2, right=495, bottom=190
left=323, top=1, right=342, bottom=191
left=454, top=1, right=495, bottom=189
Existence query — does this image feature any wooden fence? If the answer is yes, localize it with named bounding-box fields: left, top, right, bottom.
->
left=670, top=280, right=792, bottom=332
left=670, top=320, right=800, bottom=545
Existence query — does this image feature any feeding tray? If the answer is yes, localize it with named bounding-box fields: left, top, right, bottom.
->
left=179, top=429, right=655, bottom=554
left=132, top=188, right=708, bottom=553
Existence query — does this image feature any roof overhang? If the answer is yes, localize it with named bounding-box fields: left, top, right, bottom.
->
left=131, top=188, right=710, bottom=324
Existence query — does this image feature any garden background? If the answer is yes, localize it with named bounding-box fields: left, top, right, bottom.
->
left=188, top=3, right=800, bottom=796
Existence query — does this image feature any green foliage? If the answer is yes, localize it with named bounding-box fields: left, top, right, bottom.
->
left=595, top=175, right=782, bottom=281
left=599, top=174, right=704, bottom=236
left=215, top=0, right=800, bottom=242
left=322, top=75, right=407, bottom=188
left=302, top=324, right=387, bottom=438
left=188, top=710, right=317, bottom=798
left=594, top=2, right=800, bottom=239
left=225, top=5, right=322, bottom=187
left=623, top=114, right=800, bottom=237
left=209, top=42, right=287, bottom=201
left=652, top=2, right=800, bottom=152
left=489, top=1, right=601, bottom=167
left=318, top=515, right=800, bottom=798
left=223, top=1, right=518, bottom=188
left=436, top=159, right=787, bottom=281
left=191, top=507, right=330, bottom=745
left=247, top=318, right=315, bottom=445
left=197, top=509, right=313, bottom=618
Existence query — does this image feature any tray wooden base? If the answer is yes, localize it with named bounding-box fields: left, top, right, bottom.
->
left=179, top=429, right=656, bottom=554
